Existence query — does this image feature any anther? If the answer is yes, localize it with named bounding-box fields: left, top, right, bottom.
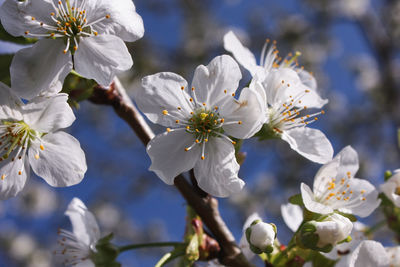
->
left=162, top=110, right=168, bottom=115
left=40, top=145, right=45, bottom=151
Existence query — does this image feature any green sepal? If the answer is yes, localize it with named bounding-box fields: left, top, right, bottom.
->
left=297, top=222, right=334, bottom=253
left=92, top=233, right=121, bottom=267
left=289, top=194, right=304, bottom=206
left=254, top=124, right=281, bottom=141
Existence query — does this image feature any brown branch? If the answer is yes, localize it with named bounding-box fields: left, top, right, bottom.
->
left=88, top=78, right=254, bottom=267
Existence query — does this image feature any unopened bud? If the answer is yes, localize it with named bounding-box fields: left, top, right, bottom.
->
left=245, top=219, right=277, bottom=254
left=297, top=213, right=352, bottom=253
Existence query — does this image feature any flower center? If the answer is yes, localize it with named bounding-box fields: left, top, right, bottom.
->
left=319, top=172, right=367, bottom=207
left=268, top=88, right=325, bottom=135
left=185, top=109, right=223, bottom=142
left=24, top=0, right=110, bottom=54
left=161, top=86, right=242, bottom=160
left=0, top=121, right=43, bottom=179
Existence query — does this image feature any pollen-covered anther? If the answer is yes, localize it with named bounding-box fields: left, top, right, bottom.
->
left=105, top=14, right=111, bottom=19
left=35, top=154, right=40, bottom=159
left=238, top=121, right=242, bottom=124
left=162, top=110, right=168, bottom=115
left=166, top=128, right=171, bottom=133
left=40, top=145, right=45, bottom=151
left=201, top=156, right=205, bottom=160
left=1, top=174, right=5, bottom=180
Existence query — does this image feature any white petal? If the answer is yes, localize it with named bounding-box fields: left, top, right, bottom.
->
left=65, top=198, right=100, bottom=246
left=0, top=0, right=54, bottom=36
left=147, top=130, right=200, bottom=185
left=0, top=82, right=23, bottom=121
left=75, top=260, right=95, bottom=267
left=221, top=80, right=266, bottom=139
left=135, top=72, right=191, bottom=127
left=28, top=132, right=87, bottom=187
left=298, top=69, right=317, bottom=91
left=337, top=178, right=380, bottom=217
left=0, top=152, right=29, bottom=199
left=281, top=203, right=303, bottom=232
left=349, top=241, right=389, bottom=267
left=301, top=183, right=333, bottom=214
left=74, top=35, right=132, bottom=86
left=263, top=68, right=327, bottom=109
left=334, top=146, right=359, bottom=181
left=10, top=39, right=72, bottom=100
left=194, top=138, right=244, bottom=197
left=191, top=55, right=242, bottom=107
left=88, top=0, right=144, bottom=42
left=281, top=127, right=334, bottom=164
left=223, top=31, right=258, bottom=76
left=22, top=93, right=75, bottom=132
left=380, top=173, right=400, bottom=207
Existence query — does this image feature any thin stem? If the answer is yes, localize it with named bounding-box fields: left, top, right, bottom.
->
left=155, top=252, right=172, bottom=267
left=271, top=243, right=296, bottom=266
left=118, top=242, right=184, bottom=253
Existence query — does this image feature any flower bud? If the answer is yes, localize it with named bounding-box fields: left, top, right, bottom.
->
left=245, top=219, right=277, bottom=254
left=297, top=213, right=352, bottom=252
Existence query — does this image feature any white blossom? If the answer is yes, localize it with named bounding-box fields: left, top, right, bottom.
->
left=224, top=31, right=333, bottom=164
left=134, top=55, right=265, bottom=197
left=349, top=240, right=390, bottom=267
left=380, top=171, right=400, bottom=207
left=0, top=0, right=144, bottom=99
left=55, top=198, right=100, bottom=267
left=0, top=82, right=86, bottom=199
left=301, top=146, right=381, bottom=217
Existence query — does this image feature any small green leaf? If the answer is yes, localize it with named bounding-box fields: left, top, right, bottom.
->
left=289, top=194, right=304, bottom=206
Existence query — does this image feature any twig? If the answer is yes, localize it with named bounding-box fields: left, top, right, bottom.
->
left=88, top=78, right=254, bottom=267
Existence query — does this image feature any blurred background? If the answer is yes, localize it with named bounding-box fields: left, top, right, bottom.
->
left=0, top=0, right=400, bottom=266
